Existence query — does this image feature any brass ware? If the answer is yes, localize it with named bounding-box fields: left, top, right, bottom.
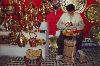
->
left=9, top=31, right=17, bottom=45
left=13, top=0, right=18, bottom=3
left=25, top=49, right=41, bottom=59
left=42, top=15, right=46, bottom=22
left=90, top=25, right=100, bottom=45
left=36, top=39, right=46, bottom=46
left=40, top=1, right=52, bottom=15
left=24, top=23, right=33, bottom=32
left=17, top=1, right=23, bottom=17
left=6, top=0, right=14, bottom=15
left=22, top=12, right=33, bottom=32
left=85, top=4, right=100, bottom=23
left=6, top=16, right=15, bottom=31
left=28, top=0, right=34, bottom=14
left=0, top=4, right=3, bottom=17
left=34, top=17, right=41, bottom=32
left=29, top=37, right=37, bottom=47
left=3, top=15, right=14, bottom=31
left=16, top=31, right=28, bottom=47
left=0, top=4, right=3, bottom=25
left=45, top=1, right=53, bottom=12
left=96, top=0, right=100, bottom=3
left=41, top=2, right=46, bottom=15
left=19, top=19, right=26, bottom=31
left=28, top=32, right=37, bottom=47
left=33, top=7, right=39, bottom=16
left=23, top=13, right=29, bottom=21
left=3, top=14, right=9, bottom=30
left=28, top=2, right=34, bottom=21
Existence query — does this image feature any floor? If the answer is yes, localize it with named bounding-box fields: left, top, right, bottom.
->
left=0, top=46, right=100, bottom=66
left=41, top=47, right=100, bottom=66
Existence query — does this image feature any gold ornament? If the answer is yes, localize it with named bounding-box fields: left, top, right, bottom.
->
left=85, top=4, right=100, bottom=23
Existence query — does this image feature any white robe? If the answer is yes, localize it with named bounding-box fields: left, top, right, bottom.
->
left=56, top=12, right=85, bottom=32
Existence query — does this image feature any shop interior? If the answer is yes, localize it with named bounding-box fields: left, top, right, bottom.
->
left=0, top=0, right=100, bottom=66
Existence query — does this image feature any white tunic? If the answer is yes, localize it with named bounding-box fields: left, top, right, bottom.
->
left=56, top=12, right=85, bottom=32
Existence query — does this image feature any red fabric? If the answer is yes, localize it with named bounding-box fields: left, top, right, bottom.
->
left=32, top=0, right=42, bottom=8
left=80, top=0, right=96, bottom=37
left=2, top=0, right=97, bottom=38
left=46, top=8, right=63, bottom=35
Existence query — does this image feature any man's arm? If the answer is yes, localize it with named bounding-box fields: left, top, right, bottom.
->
left=56, top=17, right=66, bottom=30
left=76, top=14, right=85, bottom=30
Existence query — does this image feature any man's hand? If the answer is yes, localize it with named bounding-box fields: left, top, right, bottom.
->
left=65, top=22, right=73, bottom=27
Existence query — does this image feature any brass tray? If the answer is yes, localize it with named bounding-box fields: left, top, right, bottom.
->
left=85, top=4, right=100, bottom=23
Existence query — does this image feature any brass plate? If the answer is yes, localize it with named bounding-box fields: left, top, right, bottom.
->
left=61, top=0, right=86, bottom=13
left=85, top=4, right=100, bottom=23
left=90, top=25, right=100, bottom=45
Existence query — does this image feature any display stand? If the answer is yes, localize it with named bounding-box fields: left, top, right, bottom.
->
left=0, top=22, right=49, bottom=60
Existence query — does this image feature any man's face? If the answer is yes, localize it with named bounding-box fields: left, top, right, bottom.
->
left=68, top=11, right=75, bottom=15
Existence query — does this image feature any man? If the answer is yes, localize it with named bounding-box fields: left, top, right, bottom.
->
left=56, top=4, right=85, bottom=60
